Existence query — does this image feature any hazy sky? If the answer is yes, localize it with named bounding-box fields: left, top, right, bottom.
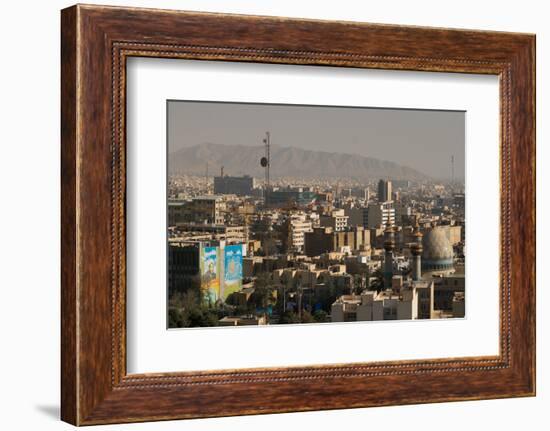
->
left=168, top=101, right=465, bottom=180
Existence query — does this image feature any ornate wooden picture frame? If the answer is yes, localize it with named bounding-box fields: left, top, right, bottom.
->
left=61, top=4, right=535, bottom=425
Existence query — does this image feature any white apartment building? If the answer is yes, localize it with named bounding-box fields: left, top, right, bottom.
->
left=320, top=208, right=349, bottom=231
left=285, top=212, right=313, bottom=253
left=364, top=201, right=396, bottom=228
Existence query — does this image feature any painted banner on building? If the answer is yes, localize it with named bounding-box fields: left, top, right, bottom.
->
left=223, top=244, right=243, bottom=299
left=200, top=246, right=220, bottom=302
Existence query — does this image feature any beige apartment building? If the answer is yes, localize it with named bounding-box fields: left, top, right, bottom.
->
left=168, top=195, right=226, bottom=226
left=344, top=203, right=396, bottom=229
left=331, top=276, right=435, bottom=322
left=304, top=226, right=370, bottom=257
left=320, top=208, right=349, bottom=232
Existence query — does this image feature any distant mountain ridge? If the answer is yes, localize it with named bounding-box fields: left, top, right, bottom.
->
left=168, top=142, right=429, bottom=181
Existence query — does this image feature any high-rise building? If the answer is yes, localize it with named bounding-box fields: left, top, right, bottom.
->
left=304, top=226, right=370, bottom=257
left=168, top=243, right=201, bottom=294
left=168, top=201, right=187, bottom=226
left=395, top=202, right=412, bottom=225
left=168, top=196, right=226, bottom=226
left=171, top=223, right=247, bottom=244
left=378, top=179, right=392, bottom=202
left=319, top=209, right=349, bottom=232
left=364, top=202, right=395, bottom=228
left=281, top=212, right=313, bottom=253
left=213, top=175, right=255, bottom=196
left=269, top=186, right=317, bottom=207
left=346, top=202, right=396, bottom=229
left=344, top=207, right=364, bottom=227
left=168, top=241, right=244, bottom=302
left=188, top=195, right=226, bottom=225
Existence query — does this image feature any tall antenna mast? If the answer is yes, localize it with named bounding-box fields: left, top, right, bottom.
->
left=260, top=132, right=271, bottom=207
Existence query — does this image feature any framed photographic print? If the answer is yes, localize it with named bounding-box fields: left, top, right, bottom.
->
left=61, top=4, right=536, bottom=425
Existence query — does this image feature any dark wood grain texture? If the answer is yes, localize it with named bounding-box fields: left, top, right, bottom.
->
left=60, top=6, right=78, bottom=425
left=60, top=4, right=535, bottom=426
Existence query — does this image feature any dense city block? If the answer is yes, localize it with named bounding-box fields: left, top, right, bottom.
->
left=168, top=171, right=465, bottom=328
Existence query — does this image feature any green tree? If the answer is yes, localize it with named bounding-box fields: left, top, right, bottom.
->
left=186, top=307, right=219, bottom=327
left=279, top=311, right=301, bottom=324
left=168, top=288, right=220, bottom=328
left=249, top=273, right=276, bottom=310
left=300, top=310, right=315, bottom=324
left=168, top=306, right=189, bottom=328
left=313, top=309, right=329, bottom=323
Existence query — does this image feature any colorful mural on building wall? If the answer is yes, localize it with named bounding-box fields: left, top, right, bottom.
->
left=223, top=244, right=243, bottom=299
left=200, top=246, right=220, bottom=302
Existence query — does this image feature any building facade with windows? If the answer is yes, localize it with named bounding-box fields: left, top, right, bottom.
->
left=319, top=208, right=349, bottom=232
left=378, top=179, right=393, bottom=202
left=364, top=202, right=396, bottom=229
left=168, top=195, right=226, bottom=226
left=213, top=175, right=255, bottom=196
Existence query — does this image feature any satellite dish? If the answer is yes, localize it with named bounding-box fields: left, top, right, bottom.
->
left=260, top=157, right=268, bottom=167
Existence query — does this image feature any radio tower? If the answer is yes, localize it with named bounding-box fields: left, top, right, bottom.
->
left=260, top=132, right=271, bottom=207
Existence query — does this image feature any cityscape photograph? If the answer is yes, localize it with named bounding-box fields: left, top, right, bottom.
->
left=167, top=101, right=466, bottom=329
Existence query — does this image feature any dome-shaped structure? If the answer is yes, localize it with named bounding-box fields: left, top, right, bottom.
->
left=421, top=227, right=454, bottom=276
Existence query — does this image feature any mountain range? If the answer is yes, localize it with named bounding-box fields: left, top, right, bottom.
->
left=168, top=142, right=428, bottom=181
